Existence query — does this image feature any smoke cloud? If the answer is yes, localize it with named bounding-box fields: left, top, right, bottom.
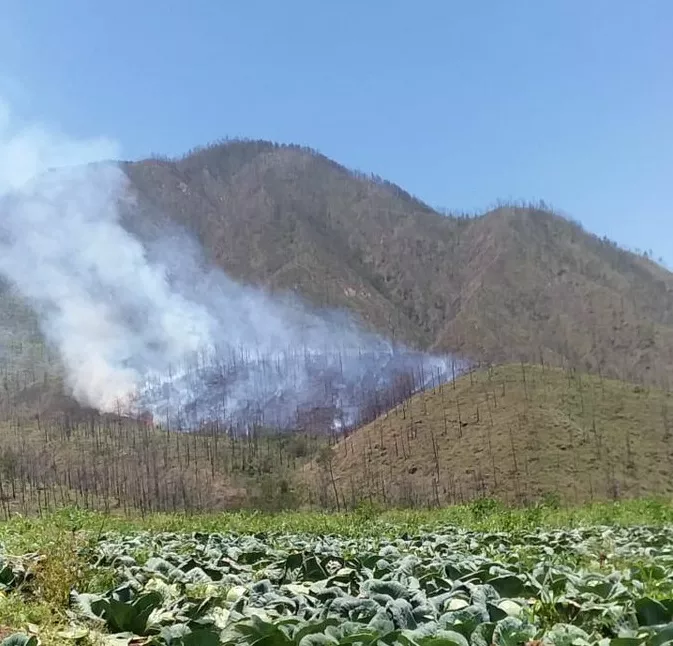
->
left=0, top=100, right=457, bottom=430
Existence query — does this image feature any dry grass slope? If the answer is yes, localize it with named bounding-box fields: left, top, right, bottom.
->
left=303, top=364, right=673, bottom=508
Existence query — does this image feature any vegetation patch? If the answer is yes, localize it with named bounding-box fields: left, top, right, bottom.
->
left=2, top=504, right=673, bottom=644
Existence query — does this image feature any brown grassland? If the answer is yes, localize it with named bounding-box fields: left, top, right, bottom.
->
left=303, top=364, right=673, bottom=510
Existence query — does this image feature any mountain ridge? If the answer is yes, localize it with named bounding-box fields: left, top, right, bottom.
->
left=2, top=138, right=672, bottom=392
left=117, top=139, right=673, bottom=388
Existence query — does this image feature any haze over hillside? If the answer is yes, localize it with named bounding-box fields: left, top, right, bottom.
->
left=0, top=125, right=456, bottom=430
left=2, top=137, right=673, bottom=414
left=116, top=139, right=673, bottom=389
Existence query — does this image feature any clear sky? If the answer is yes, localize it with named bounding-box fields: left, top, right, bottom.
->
left=1, top=0, right=671, bottom=264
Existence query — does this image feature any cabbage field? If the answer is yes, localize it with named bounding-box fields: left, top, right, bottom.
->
left=3, top=516, right=673, bottom=645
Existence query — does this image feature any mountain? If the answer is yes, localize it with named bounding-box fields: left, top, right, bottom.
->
left=3, top=138, right=673, bottom=512
left=120, top=140, right=673, bottom=387
left=301, top=364, right=673, bottom=508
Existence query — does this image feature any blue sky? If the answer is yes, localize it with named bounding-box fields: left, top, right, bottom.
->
left=1, top=0, right=671, bottom=264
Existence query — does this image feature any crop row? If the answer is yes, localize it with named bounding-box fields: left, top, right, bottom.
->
left=3, top=525, right=673, bottom=644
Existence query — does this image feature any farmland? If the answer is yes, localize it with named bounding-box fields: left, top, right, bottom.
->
left=3, top=503, right=673, bottom=644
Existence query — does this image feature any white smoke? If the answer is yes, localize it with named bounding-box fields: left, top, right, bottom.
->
left=0, top=100, right=458, bottom=428
left=0, top=100, right=217, bottom=410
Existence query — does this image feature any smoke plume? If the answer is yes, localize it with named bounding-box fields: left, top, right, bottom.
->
left=0, top=100, right=457, bottom=430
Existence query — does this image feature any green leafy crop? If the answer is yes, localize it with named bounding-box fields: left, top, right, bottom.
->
left=5, top=524, right=673, bottom=645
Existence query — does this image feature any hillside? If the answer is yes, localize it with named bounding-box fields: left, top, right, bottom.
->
left=120, top=140, right=673, bottom=387
left=1, top=363, right=672, bottom=515
left=0, top=408, right=323, bottom=517
left=302, top=364, right=673, bottom=508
